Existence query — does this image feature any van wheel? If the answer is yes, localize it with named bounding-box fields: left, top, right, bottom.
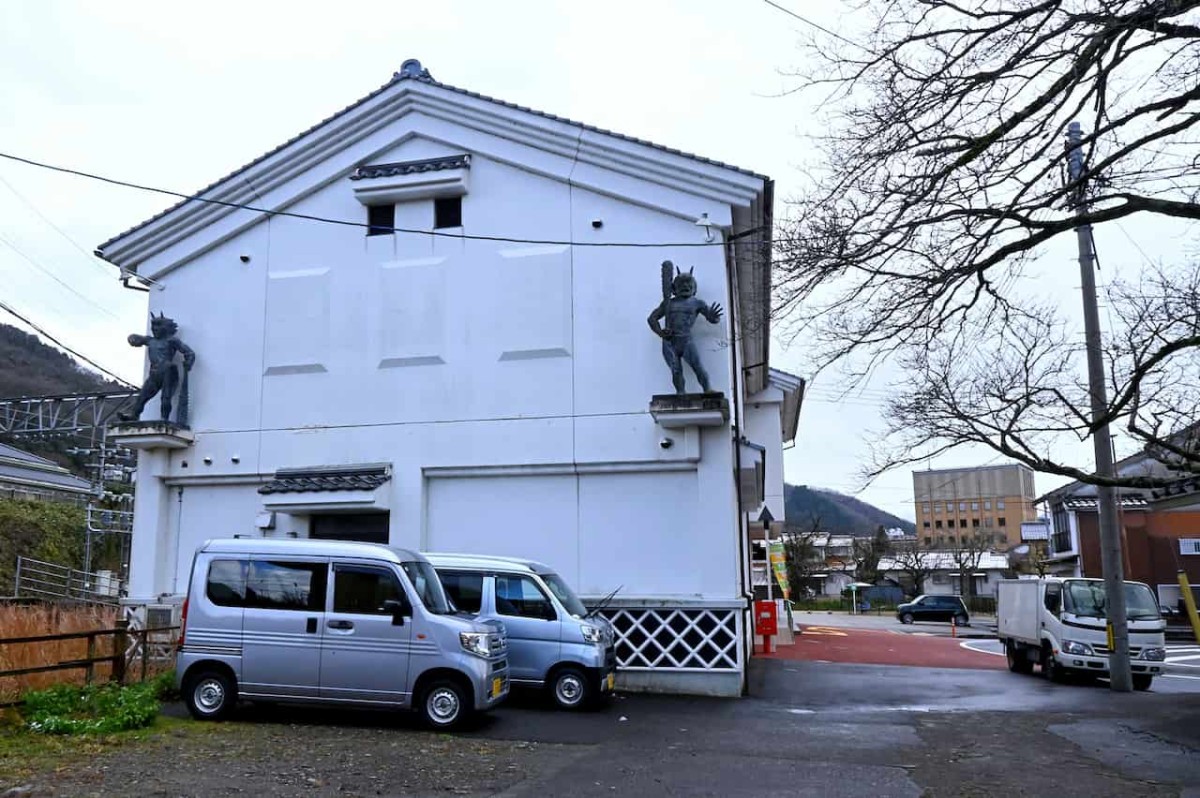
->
left=551, top=666, right=593, bottom=711
left=954, top=613, right=969, bottom=627
left=1132, top=675, right=1153, bottom=691
left=419, top=679, right=472, bottom=730
left=1006, top=642, right=1033, bottom=675
left=900, top=613, right=914, bottom=625
left=184, top=669, right=236, bottom=721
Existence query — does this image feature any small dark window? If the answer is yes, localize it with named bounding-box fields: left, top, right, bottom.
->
left=439, top=571, right=484, bottom=613
left=333, top=564, right=403, bottom=615
left=923, top=536, right=932, bottom=545
left=972, top=518, right=980, bottom=527
left=959, top=519, right=968, bottom=528
left=998, top=517, right=1007, bottom=527
left=434, top=196, right=462, bottom=229
left=207, top=559, right=247, bottom=607
left=246, top=560, right=327, bottom=611
left=935, top=520, right=943, bottom=529
left=922, top=521, right=931, bottom=528
left=367, top=204, right=395, bottom=236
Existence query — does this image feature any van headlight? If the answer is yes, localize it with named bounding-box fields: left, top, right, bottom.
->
left=1061, top=640, right=1094, bottom=656
left=1139, top=647, right=1166, bottom=662
left=580, top=624, right=603, bottom=644
left=460, top=632, right=492, bottom=658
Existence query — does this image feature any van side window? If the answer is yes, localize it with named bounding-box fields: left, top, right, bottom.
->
left=246, top=560, right=327, bottom=611
left=495, top=574, right=555, bottom=620
left=440, top=571, right=484, bottom=613
left=332, top=565, right=403, bottom=614
left=207, top=559, right=247, bottom=606
left=1044, top=584, right=1062, bottom=614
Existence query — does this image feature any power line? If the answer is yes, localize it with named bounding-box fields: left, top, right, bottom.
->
left=0, top=150, right=762, bottom=250
left=0, top=299, right=134, bottom=388
left=761, top=0, right=865, bottom=50
left=0, top=171, right=116, bottom=276
left=0, top=232, right=121, bottom=321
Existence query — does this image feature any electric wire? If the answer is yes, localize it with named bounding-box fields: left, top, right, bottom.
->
left=0, top=232, right=121, bottom=320
left=0, top=150, right=763, bottom=250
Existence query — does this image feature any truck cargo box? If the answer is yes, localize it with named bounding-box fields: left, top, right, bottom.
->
left=997, top=579, right=1041, bottom=643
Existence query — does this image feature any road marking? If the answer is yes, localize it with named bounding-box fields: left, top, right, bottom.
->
left=1163, top=674, right=1200, bottom=681
left=960, top=640, right=1004, bottom=657
left=800, top=627, right=848, bottom=637
left=1166, top=654, right=1200, bottom=663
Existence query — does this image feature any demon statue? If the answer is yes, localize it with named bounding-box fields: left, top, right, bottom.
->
left=118, top=312, right=196, bottom=425
left=647, top=261, right=723, bottom=394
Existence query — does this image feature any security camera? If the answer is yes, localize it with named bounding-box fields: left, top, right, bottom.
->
left=203, top=456, right=213, bottom=466
left=591, top=219, right=603, bottom=229
left=659, top=437, right=674, bottom=449
left=239, top=254, right=251, bottom=263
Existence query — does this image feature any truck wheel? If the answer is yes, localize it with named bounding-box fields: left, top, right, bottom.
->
left=183, top=669, right=237, bottom=721
left=418, top=678, right=473, bottom=730
left=1132, top=675, right=1153, bottom=691
left=1041, top=645, right=1066, bottom=683
left=1006, top=642, right=1033, bottom=674
left=900, top=613, right=914, bottom=625
left=550, top=666, right=594, bottom=711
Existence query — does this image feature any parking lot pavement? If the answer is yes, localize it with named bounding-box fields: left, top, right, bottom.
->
left=479, top=659, right=1200, bottom=796
left=771, top=625, right=1006, bottom=670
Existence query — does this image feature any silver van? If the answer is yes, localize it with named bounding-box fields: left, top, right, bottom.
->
left=425, top=553, right=616, bottom=710
left=176, top=539, right=509, bottom=730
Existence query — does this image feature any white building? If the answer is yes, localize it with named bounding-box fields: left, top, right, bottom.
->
left=99, top=61, right=802, bottom=697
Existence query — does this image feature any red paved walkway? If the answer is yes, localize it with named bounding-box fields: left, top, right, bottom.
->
left=762, top=625, right=1005, bottom=670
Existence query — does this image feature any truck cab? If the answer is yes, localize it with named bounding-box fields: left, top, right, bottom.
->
left=997, top=577, right=1166, bottom=690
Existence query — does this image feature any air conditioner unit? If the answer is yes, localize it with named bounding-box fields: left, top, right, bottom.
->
left=145, top=604, right=180, bottom=631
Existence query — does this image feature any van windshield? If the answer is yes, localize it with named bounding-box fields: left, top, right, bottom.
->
left=1064, top=580, right=1160, bottom=621
left=401, top=561, right=453, bottom=614
left=542, top=573, right=589, bottom=619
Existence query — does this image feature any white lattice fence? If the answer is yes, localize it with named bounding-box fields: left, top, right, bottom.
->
left=599, top=607, right=742, bottom=671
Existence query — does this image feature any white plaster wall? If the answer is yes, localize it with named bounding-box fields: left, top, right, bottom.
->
left=744, top=396, right=786, bottom=523
left=134, top=123, right=750, bottom=604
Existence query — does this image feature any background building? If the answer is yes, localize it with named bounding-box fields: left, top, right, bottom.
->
left=0, top=442, right=92, bottom=505
left=913, top=464, right=1037, bottom=549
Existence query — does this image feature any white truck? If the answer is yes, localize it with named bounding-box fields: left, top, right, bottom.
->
left=996, top=577, right=1167, bottom=690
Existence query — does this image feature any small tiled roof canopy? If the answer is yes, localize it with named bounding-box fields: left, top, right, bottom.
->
left=258, top=465, right=390, bottom=495
left=350, top=154, right=470, bottom=181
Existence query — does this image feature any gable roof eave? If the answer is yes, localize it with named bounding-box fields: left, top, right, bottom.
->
left=97, top=69, right=770, bottom=271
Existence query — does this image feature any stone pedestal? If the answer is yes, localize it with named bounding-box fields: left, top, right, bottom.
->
left=107, top=421, right=194, bottom=451
left=649, top=392, right=730, bottom=429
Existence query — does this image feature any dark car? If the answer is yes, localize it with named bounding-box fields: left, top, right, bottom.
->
left=896, top=595, right=970, bottom=626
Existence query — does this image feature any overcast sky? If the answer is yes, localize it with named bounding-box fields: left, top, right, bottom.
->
left=1, top=1, right=1188, bottom=521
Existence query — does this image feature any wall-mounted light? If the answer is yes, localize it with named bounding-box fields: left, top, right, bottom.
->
left=695, top=213, right=716, bottom=243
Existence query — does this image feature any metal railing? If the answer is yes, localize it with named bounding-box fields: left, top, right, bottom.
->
left=14, top=557, right=122, bottom=606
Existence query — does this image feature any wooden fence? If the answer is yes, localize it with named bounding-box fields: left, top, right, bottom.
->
left=0, top=620, right=178, bottom=706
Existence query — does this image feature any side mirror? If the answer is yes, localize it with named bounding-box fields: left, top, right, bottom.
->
left=382, top=599, right=409, bottom=626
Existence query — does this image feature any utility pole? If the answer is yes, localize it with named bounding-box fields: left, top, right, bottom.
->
left=1065, top=120, right=1132, bottom=692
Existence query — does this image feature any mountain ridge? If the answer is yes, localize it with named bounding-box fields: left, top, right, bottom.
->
left=784, top=483, right=914, bottom=537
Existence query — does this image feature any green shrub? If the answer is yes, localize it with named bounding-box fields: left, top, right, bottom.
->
left=22, top=682, right=160, bottom=735
left=150, top=669, right=179, bottom=702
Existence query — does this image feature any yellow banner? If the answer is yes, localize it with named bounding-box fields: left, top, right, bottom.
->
left=768, top=540, right=790, bottom=600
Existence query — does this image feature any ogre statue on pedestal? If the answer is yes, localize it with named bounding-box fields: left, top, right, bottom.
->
left=118, top=312, right=195, bottom=425
left=647, top=261, right=723, bottom=394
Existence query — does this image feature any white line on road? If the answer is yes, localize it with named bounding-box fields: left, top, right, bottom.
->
left=960, top=640, right=1004, bottom=657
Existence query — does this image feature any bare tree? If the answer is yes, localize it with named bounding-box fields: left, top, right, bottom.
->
left=781, top=513, right=826, bottom=597
left=852, top=526, right=892, bottom=584
left=1010, top=539, right=1052, bottom=577
left=891, top=536, right=937, bottom=597
left=776, top=0, right=1200, bottom=488
left=949, top=532, right=992, bottom=599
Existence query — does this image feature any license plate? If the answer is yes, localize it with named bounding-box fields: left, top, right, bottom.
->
left=606, top=672, right=615, bottom=691
left=492, top=677, right=503, bottom=698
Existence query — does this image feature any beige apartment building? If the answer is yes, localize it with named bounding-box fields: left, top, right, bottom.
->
left=912, top=464, right=1037, bottom=549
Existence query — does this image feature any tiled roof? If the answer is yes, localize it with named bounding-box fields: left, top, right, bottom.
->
left=258, top=465, right=390, bottom=495
left=1062, top=496, right=1149, bottom=510
left=1150, top=476, right=1200, bottom=500
left=98, top=60, right=765, bottom=256
left=350, top=154, right=470, bottom=180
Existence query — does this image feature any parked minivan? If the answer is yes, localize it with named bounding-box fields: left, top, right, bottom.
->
left=176, top=539, right=509, bottom=730
left=425, top=553, right=617, bottom=710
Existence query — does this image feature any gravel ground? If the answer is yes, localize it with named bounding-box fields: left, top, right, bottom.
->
left=8, top=705, right=573, bottom=797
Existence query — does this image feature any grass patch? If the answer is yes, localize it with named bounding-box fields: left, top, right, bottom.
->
left=23, top=682, right=159, bottom=735
left=0, top=711, right=222, bottom=785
